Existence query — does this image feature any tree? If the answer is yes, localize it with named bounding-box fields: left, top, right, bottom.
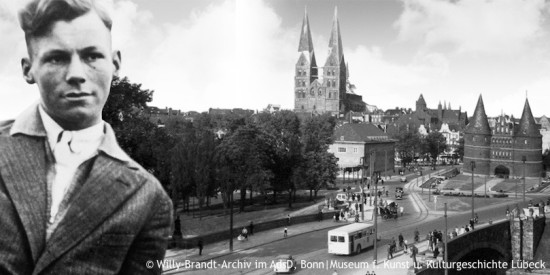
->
left=257, top=111, right=302, bottom=207
left=543, top=149, right=550, bottom=172
left=423, top=132, right=448, bottom=166
left=103, top=76, right=173, bottom=185
left=296, top=114, right=338, bottom=202
left=456, top=138, right=465, bottom=162
left=215, top=123, right=274, bottom=212
left=395, top=131, right=421, bottom=167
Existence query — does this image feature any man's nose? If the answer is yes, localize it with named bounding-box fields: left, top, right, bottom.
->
left=65, top=56, right=86, bottom=85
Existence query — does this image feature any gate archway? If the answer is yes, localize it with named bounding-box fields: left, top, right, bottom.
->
left=494, top=165, right=510, bottom=178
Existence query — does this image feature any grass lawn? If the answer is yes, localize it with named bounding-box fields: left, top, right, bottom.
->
left=418, top=194, right=517, bottom=212
left=492, top=178, right=541, bottom=193
left=177, top=190, right=330, bottom=236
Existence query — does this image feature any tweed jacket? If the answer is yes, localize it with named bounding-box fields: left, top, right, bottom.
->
left=0, top=105, right=173, bottom=274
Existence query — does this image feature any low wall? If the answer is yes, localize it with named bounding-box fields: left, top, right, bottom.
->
left=171, top=210, right=337, bottom=249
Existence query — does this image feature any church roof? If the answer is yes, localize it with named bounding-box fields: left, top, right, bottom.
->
left=327, top=7, right=344, bottom=63
left=298, top=8, right=314, bottom=53
left=516, top=98, right=541, bottom=137
left=465, top=95, right=491, bottom=135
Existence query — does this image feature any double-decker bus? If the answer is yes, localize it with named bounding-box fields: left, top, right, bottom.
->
left=327, top=222, right=375, bottom=255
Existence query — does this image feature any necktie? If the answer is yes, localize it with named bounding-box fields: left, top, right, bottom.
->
left=54, top=131, right=75, bottom=165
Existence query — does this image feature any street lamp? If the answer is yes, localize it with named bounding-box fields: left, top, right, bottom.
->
left=522, top=156, right=526, bottom=203
left=444, top=203, right=448, bottom=275
left=371, top=151, right=378, bottom=265
left=470, top=161, right=475, bottom=220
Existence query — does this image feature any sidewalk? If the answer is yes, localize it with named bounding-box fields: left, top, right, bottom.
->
left=163, top=219, right=344, bottom=274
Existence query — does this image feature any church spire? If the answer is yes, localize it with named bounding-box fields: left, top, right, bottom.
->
left=465, top=95, right=491, bottom=135
left=328, top=6, right=344, bottom=63
left=516, top=98, right=540, bottom=137
left=298, top=7, right=314, bottom=52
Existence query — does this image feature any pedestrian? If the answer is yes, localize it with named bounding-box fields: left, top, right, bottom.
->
left=414, top=228, right=419, bottom=242
left=173, top=215, right=182, bottom=236
left=399, top=206, right=404, bottom=216
left=198, top=239, right=203, bottom=256
left=386, top=190, right=389, bottom=197
left=398, top=233, right=404, bottom=250
left=433, top=246, right=440, bottom=258
left=242, top=227, right=248, bottom=240
left=249, top=221, right=254, bottom=235
left=318, top=210, right=323, bottom=222
left=469, top=219, right=475, bottom=230
left=284, top=227, right=288, bottom=238
left=428, top=233, right=433, bottom=251
left=391, top=237, right=397, bottom=254
left=404, top=240, right=408, bottom=253
left=287, top=214, right=291, bottom=225
left=411, top=245, right=418, bottom=266
left=387, top=243, right=393, bottom=259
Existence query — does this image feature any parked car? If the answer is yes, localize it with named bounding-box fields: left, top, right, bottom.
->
left=273, top=254, right=297, bottom=274
left=400, top=176, right=407, bottom=183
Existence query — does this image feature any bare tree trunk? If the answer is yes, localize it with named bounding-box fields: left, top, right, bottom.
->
left=240, top=187, right=246, bottom=212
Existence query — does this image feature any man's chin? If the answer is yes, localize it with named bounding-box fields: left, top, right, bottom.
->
left=52, top=110, right=101, bottom=130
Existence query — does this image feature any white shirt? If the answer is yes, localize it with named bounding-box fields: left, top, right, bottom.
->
left=38, top=106, right=105, bottom=223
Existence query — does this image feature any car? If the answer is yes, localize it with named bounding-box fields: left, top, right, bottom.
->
left=395, top=187, right=404, bottom=200
left=273, top=254, right=297, bottom=274
left=400, top=176, right=407, bottom=183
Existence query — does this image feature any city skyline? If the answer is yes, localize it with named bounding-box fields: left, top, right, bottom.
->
left=1, top=0, right=549, bottom=120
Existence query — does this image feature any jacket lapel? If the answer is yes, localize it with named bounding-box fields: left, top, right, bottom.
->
left=33, top=154, right=145, bottom=274
left=0, top=136, right=48, bottom=263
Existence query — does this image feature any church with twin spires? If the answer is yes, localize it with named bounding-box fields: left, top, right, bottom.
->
left=294, top=8, right=366, bottom=116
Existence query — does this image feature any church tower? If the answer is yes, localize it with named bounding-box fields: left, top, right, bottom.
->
left=463, top=95, right=492, bottom=176
left=323, top=7, right=346, bottom=114
left=294, top=8, right=317, bottom=112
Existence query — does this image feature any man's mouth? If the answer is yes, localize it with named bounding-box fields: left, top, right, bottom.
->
left=65, top=92, right=92, bottom=98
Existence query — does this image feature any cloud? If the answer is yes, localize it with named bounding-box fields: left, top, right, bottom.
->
left=395, top=0, right=550, bottom=55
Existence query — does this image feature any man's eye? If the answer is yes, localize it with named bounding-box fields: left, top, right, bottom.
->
left=46, top=56, right=65, bottom=64
left=85, top=53, right=103, bottom=62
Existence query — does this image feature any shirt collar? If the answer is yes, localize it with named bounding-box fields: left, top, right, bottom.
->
left=10, top=103, right=134, bottom=165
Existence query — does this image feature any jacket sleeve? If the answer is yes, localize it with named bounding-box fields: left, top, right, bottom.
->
left=119, top=190, right=174, bottom=274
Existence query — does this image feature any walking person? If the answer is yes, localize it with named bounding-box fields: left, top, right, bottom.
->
left=287, top=214, right=291, bottom=225
left=398, top=233, right=404, bottom=251
left=284, top=227, right=288, bottom=238
left=198, top=239, right=203, bottom=256
left=414, top=228, right=419, bottom=243
left=249, top=221, right=254, bottom=235
left=411, top=245, right=418, bottom=267
left=387, top=243, right=393, bottom=260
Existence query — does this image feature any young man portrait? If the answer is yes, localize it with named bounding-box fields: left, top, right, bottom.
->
left=0, top=0, right=173, bottom=273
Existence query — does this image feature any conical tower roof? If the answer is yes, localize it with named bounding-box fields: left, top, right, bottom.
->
left=417, top=94, right=426, bottom=106
left=465, top=95, right=491, bottom=135
left=516, top=98, right=540, bottom=137
left=298, top=7, right=314, bottom=52
left=327, top=6, right=344, bottom=63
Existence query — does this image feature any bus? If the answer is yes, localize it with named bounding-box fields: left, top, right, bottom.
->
left=327, top=222, right=375, bottom=255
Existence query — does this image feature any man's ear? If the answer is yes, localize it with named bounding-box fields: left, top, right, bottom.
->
left=21, top=57, right=35, bottom=84
left=112, top=50, right=121, bottom=77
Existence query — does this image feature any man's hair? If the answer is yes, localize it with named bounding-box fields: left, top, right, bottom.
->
left=19, top=0, right=113, bottom=39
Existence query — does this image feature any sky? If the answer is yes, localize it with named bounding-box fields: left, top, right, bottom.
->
left=1, top=0, right=550, bottom=120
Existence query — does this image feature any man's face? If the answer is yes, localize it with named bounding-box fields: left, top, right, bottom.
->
left=22, top=12, right=120, bottom=130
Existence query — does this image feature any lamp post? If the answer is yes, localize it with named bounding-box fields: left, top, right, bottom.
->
left=470, top=161, right=475, bottom=220
left=444, top=203, right=448, bottom=275
left=360, top=157, right=365, bottom=221
left=522, top=156, right=526, bottom=203
left=372, top=151, right=378, bottom=265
